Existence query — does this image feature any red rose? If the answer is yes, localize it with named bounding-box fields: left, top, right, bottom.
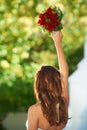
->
left=37, top=7, right=63, bottom=32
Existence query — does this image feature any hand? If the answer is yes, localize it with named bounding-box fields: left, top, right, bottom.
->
left=51, top=31, right=63, bottom=46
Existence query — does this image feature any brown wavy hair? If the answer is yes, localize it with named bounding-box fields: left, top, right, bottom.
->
left=34, top=65, right=68, bottom=126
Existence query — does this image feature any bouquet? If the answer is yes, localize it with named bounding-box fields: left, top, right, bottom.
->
left=37, top=6, right=63, bottom=33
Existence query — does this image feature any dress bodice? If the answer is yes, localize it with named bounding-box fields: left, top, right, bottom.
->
left=26, top=120, right=41, bottom=130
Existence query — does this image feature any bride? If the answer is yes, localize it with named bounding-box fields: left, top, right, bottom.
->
left=26, top=31, right=69, bottom=130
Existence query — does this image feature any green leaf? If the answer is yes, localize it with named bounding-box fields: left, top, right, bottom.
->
left=57, top=8, right=63, bottom=21
left=55, top=23, right=63, bottom=31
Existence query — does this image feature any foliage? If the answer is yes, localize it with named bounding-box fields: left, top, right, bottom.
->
left=0, top=0, right=87, bottom=119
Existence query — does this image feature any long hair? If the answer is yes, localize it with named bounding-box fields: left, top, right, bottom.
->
left=34, top=65, right=68, bottom=126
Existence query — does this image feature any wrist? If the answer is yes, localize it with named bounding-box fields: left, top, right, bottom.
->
left=54, top=41, right=62, bottom=47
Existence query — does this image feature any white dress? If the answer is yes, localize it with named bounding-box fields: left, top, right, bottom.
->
left=26, top=119, right=72, bottom=130
left=26, top=120, right=41, bottom=130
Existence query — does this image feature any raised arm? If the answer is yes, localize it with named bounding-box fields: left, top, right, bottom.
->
left=51, top=31, right=69, bottom=103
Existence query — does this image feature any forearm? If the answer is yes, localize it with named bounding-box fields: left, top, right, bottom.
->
left=51, top=31, right=69, bottom=78
left=55, top=42, right=68, bottom=78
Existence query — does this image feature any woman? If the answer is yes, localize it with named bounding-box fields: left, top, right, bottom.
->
left=26, top=31, right=69, bottom=130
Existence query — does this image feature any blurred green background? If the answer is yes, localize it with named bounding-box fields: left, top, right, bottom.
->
left=0, top=0, right=87, bottom=122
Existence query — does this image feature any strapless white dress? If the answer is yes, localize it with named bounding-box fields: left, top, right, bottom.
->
left=26, top=120, right=41, bottom=130
left=26, top=120, right=66, bottom=130
left=26, top=118, right=72, bottom=130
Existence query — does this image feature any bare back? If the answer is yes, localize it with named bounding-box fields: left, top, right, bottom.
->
left=28, top=103, right=66, bottom=130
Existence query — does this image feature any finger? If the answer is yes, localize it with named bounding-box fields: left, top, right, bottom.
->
left=51, top=31, right=56, bottom=35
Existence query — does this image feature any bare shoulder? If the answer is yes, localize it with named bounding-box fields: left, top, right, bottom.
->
left=27, top=103, right=41, bottom=127
left=27, top=103, right=41, bottom=129
left=28, top=103, right=41, bottom=115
